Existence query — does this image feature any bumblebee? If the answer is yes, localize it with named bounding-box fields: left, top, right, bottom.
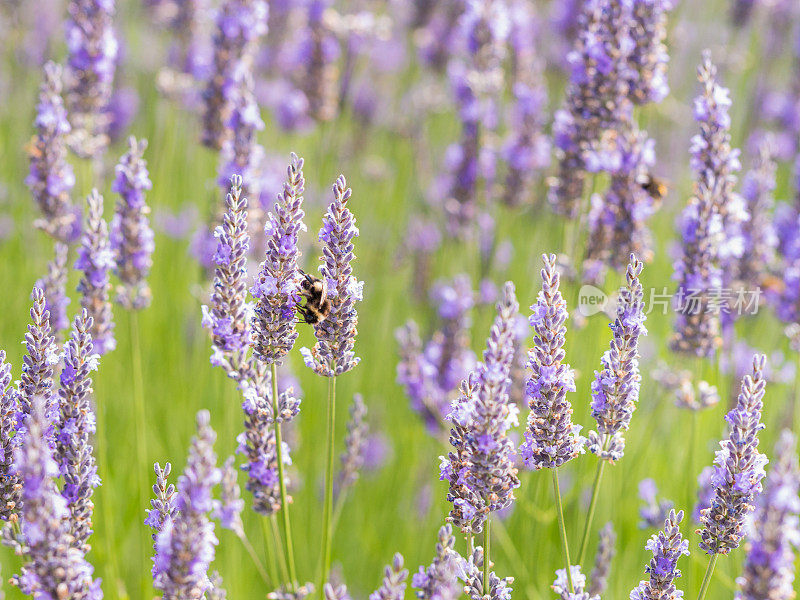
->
left=296, top=270, right=331, bottom=325
left=638, top=172, right=669, bottom=202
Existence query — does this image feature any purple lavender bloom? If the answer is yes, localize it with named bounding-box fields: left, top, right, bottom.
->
left=65, top=0, right=118, bottom=156
left=110, top=136, right=154, bottom=310
left=55, top=310, right=101, bottom=553
left=201, top=175, right=251, bottom=379
left=370, top=553, right=408, bottom=600
left=396, top=277, right=476, bottom=431
left=699, top=354, right=768, bottom=555
left=337, top=394, right=367, bottom=496
left=145, top=462, right=177, bottom=576
left=441, top=282, right=521, bottom=534
left=34, top=243, right=71, bottom=337
left=202, top=0, right=268, bottom=149
left=106, top=86, right=139, bottom=143
left=214, top=456, right=244, bottom=535
left=736, top=430, right=800, bottom=600
left=301, top=175, right=362, bottom=377
left=76, top=190, right=116, bottom=355
left=27, top=62, right=79, bottom=243
left=629, top=510, right=689, bottom=600
left=519, top=254, right=584, bottom=470
left=162, top=0, right=211, bottom=79
left=252, top=154, right=306, bottom=365
left=153, top=410, right=221, bottom=599
left=415, top=3, right=464, bottom=71
left=293, top=0, right=340, bottom=123
left=18, top=287, right=60, bottom=449
left=731, top=0, right=756, bottom=26
left=0, top=350, right=20, bottom=522
left=552, top=565, right=597, bottom=600
left=588, top=523, right=616, bottom=597
left=412, top=524, right=462, bottom=600
left=11, top=397, right=102, bottom=599
left=627, top=0, right=674, bottom=105
left=693, top=466, right=715, bottom=524
left=638, top=478, right=674, bottom=529
left=324, top=584, right=351, bottom=600
left=548, top=0, right=635, bottom=217
left=587, top=255, right=647, bottom=462
left=462, top=547, right=514, bottom=600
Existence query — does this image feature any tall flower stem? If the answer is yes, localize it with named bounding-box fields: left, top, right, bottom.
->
left=697, top=554, right=718, bottom=600
left=483, top=517, right=491, bottom=589
left=577, top=451, right=607, bottom=566
left=320, top=375, right=337, bottom=594
left=271, top=363, right=298, bottom=591
left=238, top=530, right=270, bottom=585
left=260, top=517, right=280, bottom=586
left=129, top=310, right=148, bottom=583
left=270, top=514, right=291, bottom=585
left=553, top=467, right=575, bottom=593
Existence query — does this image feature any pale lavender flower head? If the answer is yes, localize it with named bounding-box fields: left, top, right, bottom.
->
left=588, top=523, right=616, bottom=597
left=153, top=410, right=221, bottom=598
left=34, top=243, right=71, bottom=337
left=441, top=283, right=521, bottom=534
left=111, top=136, right=154, bottom=310
left=27, top=62, right=79, bottom=243
left=145, top=462, right=177, bottom=576
left=629, top=510, right=689, bottom=600
left=252, top=154, right=306, bottom=365
left=0, top=350, right=20, bottom=522
left=65, top=0, right=118, bottom=156
left=370, top=553, right=408, bottom=600
left=627, top=0, right=674, bottom=105
left=638, top=478, right=673, bottom=529
left=552, top=565, right=597, bottom=600
left=412, top=524, right=462, bottom=600
left=519, top=254, right=584, bottom=470
left=201, top=175, right=251, bottom=378
left=76, top=190, right=116, bottom=355
left=587, top=254, right=647, bottom=462
left=699, top=354, right=768, bottom=555
left=202, top=0, right=268, bottom=149
left=301, top=175, right=362, bottom=377
left=324, top=583, right=351, bottom=600
left=337, top=394, right=367, bottom=496
left=18, top=287, right=60, bottom=449
left=214, top=456, right=244, bottom=535
left=12, top=397, right=102, bottom=599
left=736, top=430, right=800, bottom=600
left=461, top=546, right=514, bottom=600
left=55, top=310, right=101, bottom=553
left=292, top=0, right=339, bottom=123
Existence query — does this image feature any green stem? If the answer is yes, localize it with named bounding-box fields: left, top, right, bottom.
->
left=320, top=376, right=337, bottom=594
left=260, top=515, right=280, bottom=586
left=239, top=530, right=271, bottom=586
left=129, top=311, right=148, bottom=598
left=271, top=364, right=298, bottom=591
left=577, top=455, right=607, bottom=566
left=270, top=515, right=291, bottom=586
left=553, top=468, right=575, bottom=594
left=483, top=518, right=491, bottom=591
left=697, top=554, right=719, bottom=600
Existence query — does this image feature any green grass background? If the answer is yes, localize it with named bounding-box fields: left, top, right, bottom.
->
left=1, top=1, right=799, bottom=599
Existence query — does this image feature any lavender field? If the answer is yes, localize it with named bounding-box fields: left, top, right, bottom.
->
left=0, top=1, right=799, bottom=599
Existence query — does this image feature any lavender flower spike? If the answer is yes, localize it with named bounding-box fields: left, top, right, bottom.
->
left=587, top=254, right=647, bottom=462
left=111, top=136, right=154, bottom=310
left=237, top=401, right=288, bottom=516
left=629, top=510, right=690, bottom=600
left=76, top=190, right=116, bottom=355
left=370, top=553, right=408, bottom=600
left=519, top=254, right=584, bottom=470
left=27, top=62, right=78, bottom=243
left=252, top=153, right=306, bottom=365
left=214, top=456, right=244, bottom=535
left=11, top=397, right=102, bottom=599
left=736, top=429, right=800, bottom=600
left=153, top=410, right=221, bottom=599
left=441, top=282, right=521, bottom=533
left=552, top=565, right=596, bottom=600
left=202, top=175, right=251, bottom=378
left=699, top=354, right=768, bottom=555
left=55, top=310, right=101, bottom=553
left=412, top=524, right=462, bottom=600
left=462, top=547, right=514, bottom=600
left=65, top=0, right=118, bottom=156
left=338, top=393, right=367, bottom=495
left=145, top=462, right=177, bottom=575
left=627, top=0, right=674, bottom=105
left=301, top=175, right=363, bottom=377
left=0, top=350, right=20, bottom=522
left=588, top=523, right=616, bottom=597
left=18, top=287, right=60, bottom=446
left=34, top=242, right=71, bottom=338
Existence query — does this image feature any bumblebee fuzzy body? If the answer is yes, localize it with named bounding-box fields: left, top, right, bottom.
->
left=297, top=270, right=332, bottom=325
left=638, top=173, right=669, bottom=202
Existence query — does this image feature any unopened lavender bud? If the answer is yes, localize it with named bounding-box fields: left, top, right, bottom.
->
left=412, top=524, right=462, bottom=600
left=630, top=510, right=689, bottom=600
left=214, top=456, right=244, bottom=535
left=0, top=351, right=20, bottom=522
left=145, top=461, right=177, bottom=575
left=370, top=553, right=408, bottom=600
left=588, top=523, right=616, bottom=596
left=324, top=583, right=351, bottom=600
left=552, top=564, right=596, bottom=600
left=338, top=394, right=367, bottom=495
